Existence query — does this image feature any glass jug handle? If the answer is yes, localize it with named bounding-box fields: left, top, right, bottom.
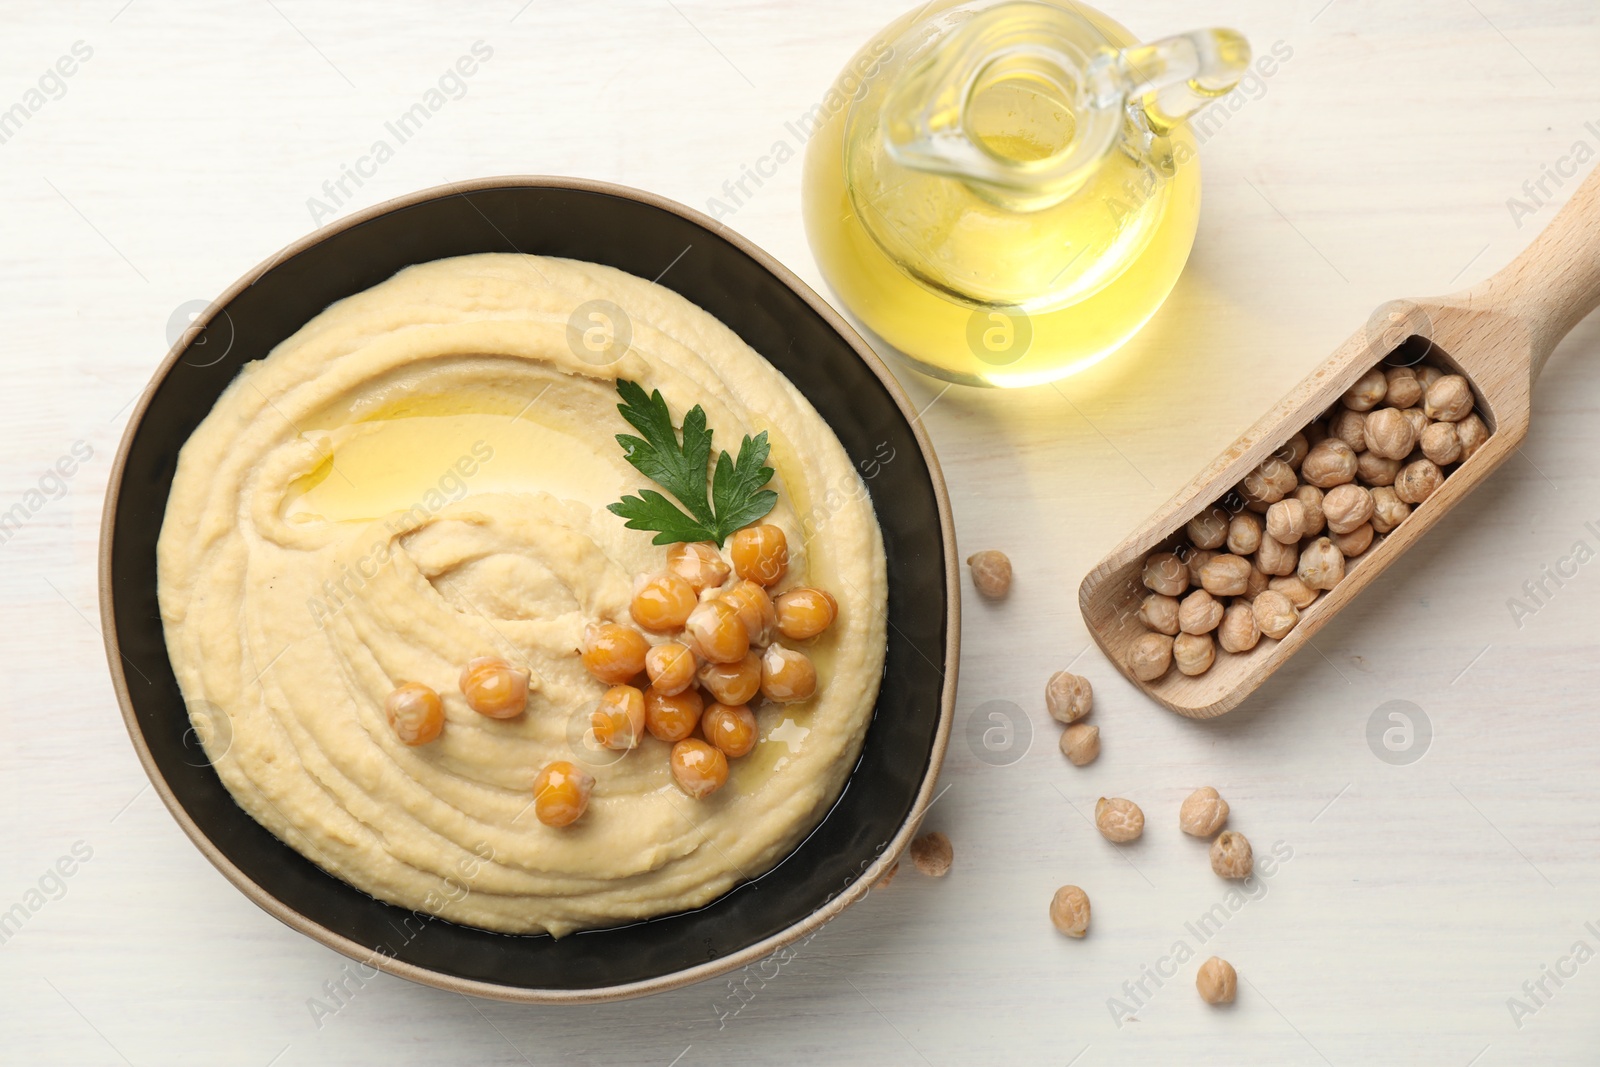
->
left=1116, top=29, right=1251, bottom=135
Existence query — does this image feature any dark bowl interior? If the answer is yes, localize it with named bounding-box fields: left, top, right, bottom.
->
left=105, top=180, right=951, bottom=995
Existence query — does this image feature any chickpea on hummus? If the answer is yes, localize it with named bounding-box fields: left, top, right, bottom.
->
left=158, top=254, right=887, bottom=936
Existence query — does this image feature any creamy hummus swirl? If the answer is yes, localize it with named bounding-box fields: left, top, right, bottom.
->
left=158, top=254, right=888, bottom=936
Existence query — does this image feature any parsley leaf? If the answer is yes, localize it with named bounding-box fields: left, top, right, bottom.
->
left=606, top=379, right=777, bottom=546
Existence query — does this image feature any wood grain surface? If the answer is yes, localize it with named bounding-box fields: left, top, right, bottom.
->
left=4, top=1, right=1599, bottom=1064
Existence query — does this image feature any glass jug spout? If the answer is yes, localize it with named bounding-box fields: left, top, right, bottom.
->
left=881, top=2, right=1249, bottom=210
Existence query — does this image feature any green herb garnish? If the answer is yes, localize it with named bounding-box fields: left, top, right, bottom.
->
left=606, top=379, right=777, bottom=546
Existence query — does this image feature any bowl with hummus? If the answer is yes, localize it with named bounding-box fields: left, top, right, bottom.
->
left=100, top=178, right=957, bottom=1001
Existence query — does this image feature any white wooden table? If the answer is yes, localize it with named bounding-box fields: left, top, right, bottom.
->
left=6, top=0, right=1599, bottom=1063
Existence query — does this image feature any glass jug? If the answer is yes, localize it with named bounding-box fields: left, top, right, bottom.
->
left=801, top=0, right=1250, bottom=387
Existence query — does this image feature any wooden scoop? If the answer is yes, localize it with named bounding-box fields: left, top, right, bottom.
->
left=1080, top=164, right=1600, bottom=718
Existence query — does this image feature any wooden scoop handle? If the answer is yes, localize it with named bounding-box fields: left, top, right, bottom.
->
left=1465, top=162, right=1600, bottom=381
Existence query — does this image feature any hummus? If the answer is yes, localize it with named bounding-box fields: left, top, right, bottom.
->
left=158, top=253, right=888, bottom=936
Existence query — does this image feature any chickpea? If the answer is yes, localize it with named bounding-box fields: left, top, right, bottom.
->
left=592, top=684, right=646, bottom=750
left=730, top=524, right=789, bottom=586
left=531, top=760, right=595, bottom=828
left=761, top=644, right=817, bottom=702
left=385, top=682, right=444, bottom=746
left=1385, top=366, right=1423, bottom=409
left=1369, top=486, right=1411, bottom=534
left=1252, top=589, right=1299, bottom=640
left=1184, top=548, right=1217, bottom=589
left=1173, top=632, right=1215, bottom=676
left=667, top=540, right=731, bottom=591
left=1179, top=787, right=1230, bottom=838
left=1400, top=405, right=1430, bottom=440
left=1127, top=633, right=1173, bottom=682
left=1060, top=723, right=1100, bottom=765
left=773, top=587, right=837, bottom=641
left=644, top=684, right=703, bottom=743
left=722, top=580, right=777, bottom=645
left=1049, top=885, right=1091, bottom=937
left=1186, top=507, right=1230, bottom=550
left=1363, top=407, right=1416, bottom=460
left=1395, top=458, right=1443, bottom=504
left=1342, top=366, right=1388, bottom=411
left=1217, top=602, right=1260, bottom=653
left=1226, top=512, right=1263, bottom=556
left=670, top=738, right=729, bottom=799
left=1276, top=431, right=1310, bottom=471
left=910, top=831, right=953, bottom=877
left=1241, top=457, right=1297, bottom=505
left=1210, top=831, right=1254, bottom=879
left=1293, top=484, right=1326, bottom=536
left=1137, top=593, right=1181, bottom=636
left=1457, top=413, right=1490, bottom=459
left=1141, top=552, right=1189, bottom=597
left=1178, top=589, right=1224, bottom=635
left=1301, top=439, right=1358, bottom=488
left=1255, top=534, right=1299, bottom=578
left=1199, top=554, right=1253, bottom=597
left=967, top=550, right=1012, bottom=599
left=1416, top=365, right=1444, bottom=390
left=1196, top=957, right=1238, bottom=1005
left=1297, top=537, right=1345, bottom=591
left=1424, top=374, right=1474, bottom=422
left=1323, top=484, right=1374, bottom=535
left=698, top=652, right=762, bottom=706
left=1356, top=450, right=1400, bottom=487
left=684, top=599, right=750, bottom=664
left=1045, top=670, right=1093, bottom=725
left=459, top=656, right=531, bottom=719
left=1095, top=797, right=1145, bottom=843
left=701, top=702, right=757, bottom=758
left=1332, top=522, right=1374, bottom=557
left=1265, top=499, right=1308, bottom=545
left=644, top=641, right=698, bottom=696
left=1264, top=575, right=1315, bottom=610
left=1328, top=409, right=1368, bottom=453
left=1420, top=420, right=1462, bottom=465
left=1243, top=563, right=1271, bottom=601
left=630, top=572, right=697, bottom=632
left=582, top=623, right=650, bottom=685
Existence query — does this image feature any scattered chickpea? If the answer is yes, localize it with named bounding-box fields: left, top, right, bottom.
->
left=966, top=549, right=1012, bottom=599
left=701, top=702, right=757, bottom=758
left=1356, top=450, right=1400, bottom=487
left=1127, top=633, right=1173, bottom=682
left=1061, top=723, right=1101, bottom=766
left=1255, top=535, right=1299, bottom=578
left=1363, top=407, right=1416, bottom=460
left=1265, top=499, right=1308, bottom=544
left=1050, top=885, right=1091, bottom=937
left=1216, top=602, right=1260, bottom=653
left=1323, top=484, right=1374, bottom=535
left=670, top=738, right=729, bottom=798
left=1210, top=831, right=1254, bottom=879
left=1293, top=484, right=1326, bottom=536
left=531, top=760, right=595, bottom=828
left=1457, top=413, right=1490, bottom=459
left=1328, top=409, right=1367, bottom=453
left=1331, top=522, right=1374, bottom=557
left=1385, top=366, right=1423, bottom=409
left=1297, top=537, right=1345, bottom=591
left=1178, top=590, right=1224, bottom=635
left=1196, top=957, right=1238, bottom=1005
left=643, top=685, right=703, bottom=743
left=1394, top=458, right=1443, bottom=504
left=1369, top=486, right=1411, bottom=534
left=1251, top=589, right=1299, bottom=640
left=385, top=682, right=444, bottom=746
left=1142, top=552, right=1188, bottom=597
left=1095, top=797, right=1145, bottom=843
left=459, top=656, right=532, bottom=719
left=582, top=623, right=650, bottom=685
left=1226, top=512, right=1263, bottom=556
left=1342, top=367, right=1388, bottom=411
left=1424, top=374, right=1474, bottom=422
left=667, top=540, right=730, bottom=591
left=1045, top=671, right=1093, bottom=725
left=1301, top=439, right=1358, bottom=488
left=730, top=524, right=789, bottom=586
left=1173, top=632, right=1215, bottom=676
left=685, top=598, right=750, bottom=664
left=773, top=587, right=837, bottom=641
left=760, top=644, right=817, bottom=703
left=1268, top=575, right=1318, bottom=610
left=1179, top=787, right=1230, bottom=838
left=1420, top=421, right=1462, bottom=465
left=1186, top=507, right=1230, bottom=551
left=1199, top=554, right=1253, bottom=597
left=1137, top=593, right=1181, bottom=636
left=874, top=862, right=899, bottom=890
left=644, top=641, right=698, bottom=696
left=910, top=831, right=953, bottom=877
left=630, top=572, right=698, bottom=632
left=698, top=652, right=762, bottom=706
